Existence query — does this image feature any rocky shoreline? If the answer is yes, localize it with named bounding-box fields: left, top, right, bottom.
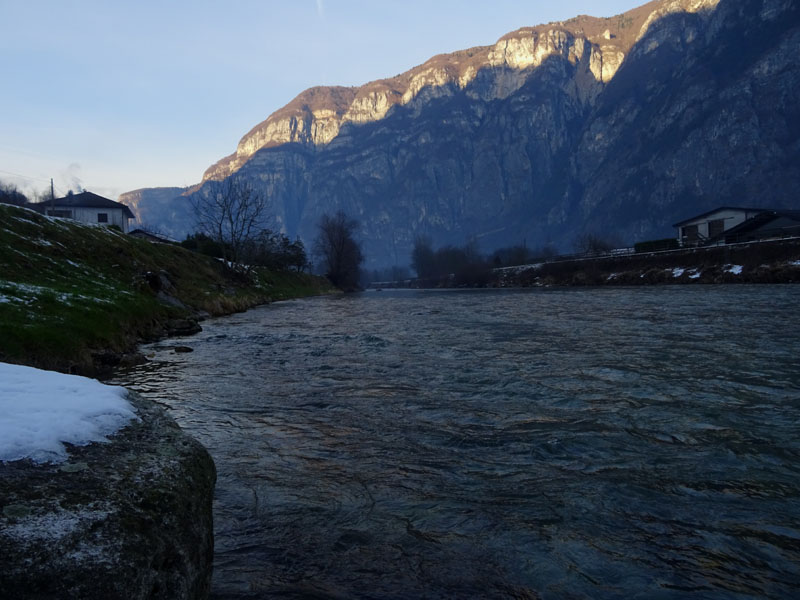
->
left=0, top=391, right=216, bottom=600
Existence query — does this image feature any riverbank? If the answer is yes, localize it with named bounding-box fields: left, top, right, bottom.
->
left=0, top=204, right=334, bottom=375
left=378, top=238, right=800, bottom=289
left=508, top=238, right=800, bottom=287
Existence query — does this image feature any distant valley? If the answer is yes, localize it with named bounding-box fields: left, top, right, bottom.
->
left=121, top=0, right=800, bottom=269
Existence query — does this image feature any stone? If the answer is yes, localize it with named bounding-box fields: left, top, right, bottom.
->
left=0, top=392, right=216, bottom=600
left=166, top=318, right=202, bottom=337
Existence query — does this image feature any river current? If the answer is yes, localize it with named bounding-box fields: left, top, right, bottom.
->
left=112, top=286, right=800, bottom=599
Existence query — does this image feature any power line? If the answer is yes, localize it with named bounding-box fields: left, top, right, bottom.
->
left=0, top=168, right=52, bottom=184
left=0, top=169, right=68, bottom=196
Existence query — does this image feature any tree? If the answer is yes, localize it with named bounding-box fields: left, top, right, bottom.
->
left=573, top=232, right=619, bottom=256
left=181, top=233, right=226, bottom=259
left=247, top=229, right=309, bottom=272
left=0, top=182, right=28, bottom=207
left=411, top=235, right=436, bottom=278
left=190, top=178, right=270, bottom=269
left=314, top=211, right=364, bottom=290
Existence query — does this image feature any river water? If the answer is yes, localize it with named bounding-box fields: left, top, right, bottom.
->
left=112, top=286, right=800, bottom=599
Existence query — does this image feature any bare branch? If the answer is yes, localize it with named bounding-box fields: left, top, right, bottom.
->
left=190, top=178, right=271, bottom=270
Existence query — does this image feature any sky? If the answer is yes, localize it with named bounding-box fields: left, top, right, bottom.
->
left=0, top=0, right=642, bottom=201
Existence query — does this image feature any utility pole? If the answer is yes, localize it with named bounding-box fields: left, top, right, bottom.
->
left=50, top=178, right=55, bottom=214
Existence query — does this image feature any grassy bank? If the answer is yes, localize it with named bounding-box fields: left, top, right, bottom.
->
left=0, top=204, right=333, bottom=374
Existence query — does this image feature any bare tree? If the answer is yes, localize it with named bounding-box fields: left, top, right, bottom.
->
left=191, top=178, right=270, bottom=269
left=0, top=181, right=28, bottom=207
left=314, top=211, right=364, bottom=291
left=573, top=232, right=619, bottom=257
left=411, top=234, right=435, bottom=278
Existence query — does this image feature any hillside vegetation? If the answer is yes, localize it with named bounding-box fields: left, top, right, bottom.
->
left=0, top=204, right=332, bottom=374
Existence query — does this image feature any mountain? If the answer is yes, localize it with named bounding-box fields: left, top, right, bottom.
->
left=121, top=0, right=800, bottom=269
left=118, top=186, right=192, bottom=240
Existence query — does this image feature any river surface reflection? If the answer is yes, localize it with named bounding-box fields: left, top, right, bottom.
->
left=113, top=286, right=800, bottom=599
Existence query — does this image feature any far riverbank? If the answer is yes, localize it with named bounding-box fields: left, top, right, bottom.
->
left=376, top=238, right=800, bottom=289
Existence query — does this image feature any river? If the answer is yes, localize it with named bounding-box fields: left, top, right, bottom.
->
left=112, top=286, right=800, bottom=599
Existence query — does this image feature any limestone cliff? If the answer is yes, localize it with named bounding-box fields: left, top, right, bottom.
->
left=124, top=0, right=799, bottom=268
left=201, top=0, right=673, bottom=183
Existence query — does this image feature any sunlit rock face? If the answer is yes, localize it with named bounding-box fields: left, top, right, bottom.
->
left=199, top=6, right=654, bottom=184
left=126, top=0, right=800, bottom=268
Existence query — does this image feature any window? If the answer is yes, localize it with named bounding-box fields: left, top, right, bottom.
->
left=708, top=218, right=724, bottom=238
left=682, top=224, right=699, bottom=242
left=97, top=213, right=108, bottom=223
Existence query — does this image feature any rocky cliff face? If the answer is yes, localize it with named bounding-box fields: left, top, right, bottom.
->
left=119, top=186, right=192, bottom=240
left=124, top=0, right=799, bottom=268
left=200, top=1, right=665, bottom=184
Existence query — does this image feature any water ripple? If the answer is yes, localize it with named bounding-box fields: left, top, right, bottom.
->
left=113, top=286, right=800, bottom=599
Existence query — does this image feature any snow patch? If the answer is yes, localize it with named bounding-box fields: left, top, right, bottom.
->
left=12, top=215, right=44, bottom=227
left=671, top=267, right=685, bottom=277
left=0, top=363, right=139, bottom=464
left=688, top=270, right=701, bottom=279
left=725, top=264, right=743, bottom=275
left=0, top=280, right=115, bottom=305
left=2, top=506, right=110, bottom=543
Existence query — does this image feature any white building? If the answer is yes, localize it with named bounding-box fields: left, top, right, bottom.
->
left=36, top=192, right=136, bottom=233
left=673, top=207, right=764, bottom=246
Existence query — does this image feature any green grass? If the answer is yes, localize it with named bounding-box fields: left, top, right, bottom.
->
left=0, top=204, right=332, bottom=373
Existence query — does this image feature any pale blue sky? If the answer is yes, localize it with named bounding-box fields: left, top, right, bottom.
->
left=0, top=0, right=641, bottom=199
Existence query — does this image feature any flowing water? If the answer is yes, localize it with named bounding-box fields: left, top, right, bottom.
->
left=112, top=286, right=800, bottom=599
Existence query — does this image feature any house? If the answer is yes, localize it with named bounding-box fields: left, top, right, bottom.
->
left=32, top=191, right=136, bottom=233
left=674, top=207, right=764, bottom=246
left=721, top=209, right=800, bottom=244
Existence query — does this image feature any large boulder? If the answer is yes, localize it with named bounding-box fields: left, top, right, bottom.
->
left=0, top=392, right=216, bottom=600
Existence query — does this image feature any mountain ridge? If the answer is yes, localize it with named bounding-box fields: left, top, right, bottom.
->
left=121, top=0, right=799, bottom=269
left=200, top=0, right=701, bottom=182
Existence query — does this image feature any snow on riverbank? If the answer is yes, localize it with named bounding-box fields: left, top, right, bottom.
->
left=0, top=363, right=138, bottom=464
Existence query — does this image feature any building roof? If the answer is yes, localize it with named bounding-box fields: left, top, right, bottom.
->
left=51, top=191, right=135, bottom=219
left=672, top=206, right=765, bottom=228
left=721, top=210, right=800, bottom=238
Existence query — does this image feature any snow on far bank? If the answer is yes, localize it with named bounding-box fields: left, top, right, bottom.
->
left=725, top=264, right=744, bottom=275
left=0, top=363, right=139, bottom=464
